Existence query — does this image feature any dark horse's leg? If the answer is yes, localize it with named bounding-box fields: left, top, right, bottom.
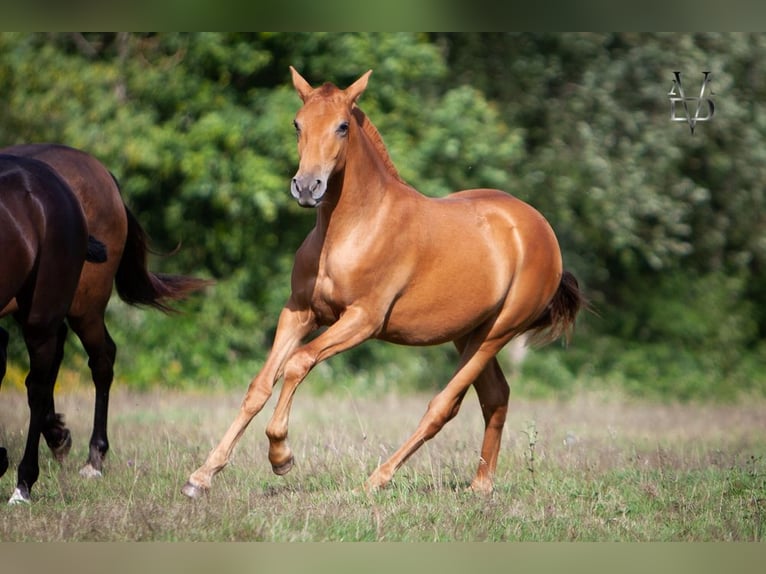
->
left=9, top=323, right=62, bottom=503
left=0, top=326, right=8, bottom=384
left=68, top=315, right=116, bottom=477
left=0, top=327, right=8, bottom=478
left=40, top=324, right=72, bottom=462
left=0, top=447, right=7, bottom=479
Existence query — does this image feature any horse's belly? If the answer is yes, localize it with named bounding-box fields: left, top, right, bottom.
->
left=378, top=289, right=499, bottom=346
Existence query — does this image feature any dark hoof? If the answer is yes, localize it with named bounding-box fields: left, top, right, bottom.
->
left=272, top=456, right=294, bottom=476
left=51, top=429, right=72, bottom=463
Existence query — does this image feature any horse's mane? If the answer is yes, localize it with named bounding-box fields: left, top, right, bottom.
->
left=352, top=106, right=406, bottom=184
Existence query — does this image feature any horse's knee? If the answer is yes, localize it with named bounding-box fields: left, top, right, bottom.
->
left=282, top=349, right=315, bottom=384
left=422, top=396, right=460, bottom=440
left=241, top=383, right=272, bottom=418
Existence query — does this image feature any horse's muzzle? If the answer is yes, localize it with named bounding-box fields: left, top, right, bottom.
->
left=291, top=174, right=326, bottom=208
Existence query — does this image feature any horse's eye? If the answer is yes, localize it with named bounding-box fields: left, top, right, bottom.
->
left=337, top=121, right=349, bottom=136
left=293, top=120, right=301, bottom=138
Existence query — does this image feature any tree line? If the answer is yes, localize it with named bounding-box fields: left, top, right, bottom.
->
left=1, top=32, right=763, bottom=399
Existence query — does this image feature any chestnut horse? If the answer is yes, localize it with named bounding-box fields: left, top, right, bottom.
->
left=0, top=154, right=108, bottom=503
left=1, top=144, right=210, bottom=500
left=182, top=68, right=584, bottom=498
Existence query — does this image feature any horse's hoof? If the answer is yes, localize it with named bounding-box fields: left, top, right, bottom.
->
left=466, top=477, right=494, bottom=495
left=51, top=429, right=72, bottom=463
left=8, top=487, right=30, bottom=505
left=79, top=463, right=103, bottom=479
left=271, top=456, right=294, bottom=476
left=181, top=480, right=207, bottom=499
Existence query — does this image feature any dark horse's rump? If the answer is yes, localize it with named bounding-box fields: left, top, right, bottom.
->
left=0, top=154, right=95, bottom=500
left=0, top=144, right=210, bottom=501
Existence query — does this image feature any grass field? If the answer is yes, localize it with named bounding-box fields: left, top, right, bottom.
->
left=0, top=381, right=764, bottom=541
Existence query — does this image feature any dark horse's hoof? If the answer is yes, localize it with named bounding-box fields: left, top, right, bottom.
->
left=50, top=428, right=72, bottom=463
left=0, top=447, right=8, bottom=478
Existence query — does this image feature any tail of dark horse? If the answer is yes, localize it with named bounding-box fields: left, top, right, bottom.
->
left=115, top=205, right=212, bottom=312
left=525, top=270, right=586, bottom=347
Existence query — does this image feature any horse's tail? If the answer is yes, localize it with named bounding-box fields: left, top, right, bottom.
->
left=524, top=270, right=586, bottom=347
left=115, top=204, right=212, bottom=313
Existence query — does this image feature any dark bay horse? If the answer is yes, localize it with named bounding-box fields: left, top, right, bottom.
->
left=182, top=68, right=584, bottom=499
left=0, top=154, right=107, bottom=503
left=0, top=144, right=210, bottom=499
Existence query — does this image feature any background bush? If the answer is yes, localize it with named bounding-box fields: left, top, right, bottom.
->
left=1, top=33, right=764, bottom=401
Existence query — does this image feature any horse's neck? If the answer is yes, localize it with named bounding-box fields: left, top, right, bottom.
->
left=351, top=107, right=405, bottom=184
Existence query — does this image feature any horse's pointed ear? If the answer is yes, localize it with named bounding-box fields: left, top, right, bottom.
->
left=346, top=70, right=372, bottom=104
left=290, top=66, right=313, bottom=102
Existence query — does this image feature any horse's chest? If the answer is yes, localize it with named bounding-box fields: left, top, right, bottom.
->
left=297, top=233, right=394, bottom=325
left=308, top=272, right=348, bottom=324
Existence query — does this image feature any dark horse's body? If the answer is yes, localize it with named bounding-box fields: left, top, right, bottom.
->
left=0, top=154, right=107, bottom=503
left=0, top=144, right=210, bottom=502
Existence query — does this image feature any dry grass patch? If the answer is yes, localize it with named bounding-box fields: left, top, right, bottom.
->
left=1, top=383, right=764, bottom=540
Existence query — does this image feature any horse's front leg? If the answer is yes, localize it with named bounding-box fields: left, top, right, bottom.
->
left=265, top=305, right=378, bottom=476
left=181, top=303, right=316, bottom=499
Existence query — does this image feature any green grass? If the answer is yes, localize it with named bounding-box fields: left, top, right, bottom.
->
left=0, top=383, right=764, bottom=541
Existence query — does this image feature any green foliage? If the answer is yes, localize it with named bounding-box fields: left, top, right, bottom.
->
left=1, top=33, right=764, bottom=401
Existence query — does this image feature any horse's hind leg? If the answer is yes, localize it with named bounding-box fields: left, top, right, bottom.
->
left=0, top=447, right=7, bottom=478
left=467, top=356, right=510, bottom=494
left=1, top=328, right=10, bottom=477
left=41, top=323, right=72, bottom=462
left=10, top=324, right=61, bottom=503
left=68, top=313, right=116, bottom=478
left=365, top=332, right=509, bottom=492
left=452, top=337, right=511, bottom=493
left=0, top=326, right=8, bottom=385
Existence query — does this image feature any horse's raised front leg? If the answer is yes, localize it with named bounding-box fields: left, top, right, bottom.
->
left=265, top=305, right=380, bottom=476
left=181, top=304, right=316, bottom=499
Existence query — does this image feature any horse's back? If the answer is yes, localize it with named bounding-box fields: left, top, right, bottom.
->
left=1, top=143, right=128, bottom=314
left=0, top=143, right=125, bottom=224
left=360, top=187, right=563, bottom=345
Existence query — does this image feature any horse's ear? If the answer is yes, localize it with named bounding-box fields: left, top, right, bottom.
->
left=290, top=66, right=313, bottom=102
left=345, top=70, right=372, bottom=104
